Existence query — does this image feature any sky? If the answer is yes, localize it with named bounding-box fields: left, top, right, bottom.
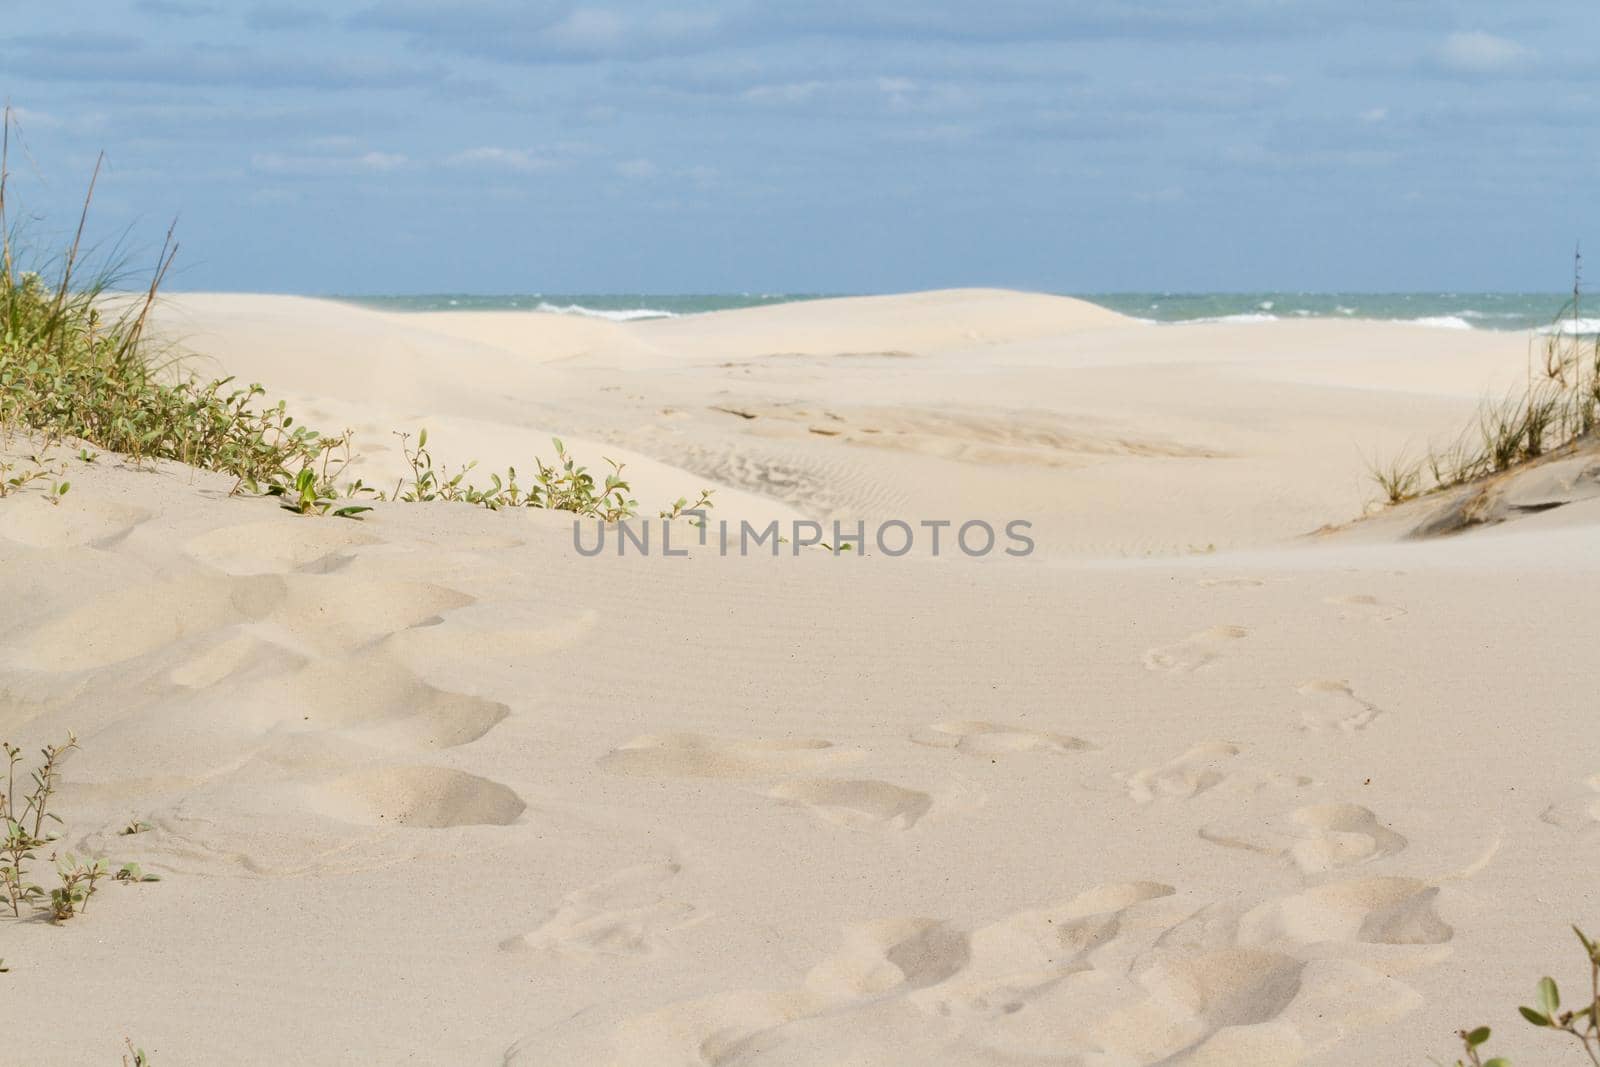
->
left=3, top=1, right=1598, bottom=294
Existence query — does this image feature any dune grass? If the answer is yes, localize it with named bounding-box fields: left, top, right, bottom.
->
left=0, top=113, right=711, bottom=522
left=1374, top=270, right=1600, bottom=506
left=0, top=114, right=349, bottom=493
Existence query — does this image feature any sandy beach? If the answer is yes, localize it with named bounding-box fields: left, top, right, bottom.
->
left=3, top=290, right=1597, bottom=1064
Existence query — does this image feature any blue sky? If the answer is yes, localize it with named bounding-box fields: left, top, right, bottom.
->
left=4, top=1, right=1597, bottom=294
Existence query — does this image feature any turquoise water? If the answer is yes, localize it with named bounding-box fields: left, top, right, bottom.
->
left=339, top=293, right=831, bottom=320
left=337, top=292, right=1593, bottom=333
left=1086, top=292, right=1595, bottom=333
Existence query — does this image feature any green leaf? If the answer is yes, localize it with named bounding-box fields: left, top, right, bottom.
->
left=1465, top=1026, right=1490, bottom=1048
left=1519, top=1006, right=1551, bottom=1027
left=1538, top=976, right=1560, bottom=1016
left=1483, top=1058, right=1510, bottom=1067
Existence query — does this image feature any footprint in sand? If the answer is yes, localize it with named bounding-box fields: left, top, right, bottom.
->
left=1142, top=625, right=1248, bottom=672
left=184, top=519, right=380, bottom=576
left=1123, top=742, right=1241, bottom=802
left=307, top=766, right=525, bottom=829
left=1122, top=742, right=1312, bottom=804
left=10, top=574, right=288, bottom=672
left=278, top=576, right=478, bottom=655
left=168, top=633, right=309, bottom=690
left=1324, top=594, right=1407, bottom=623
left=1295, top=680, right=1383, bottom=732
left=1538, top=772, right=1600, bottom=832
left=1240, top=875, right=1454, bottom=947
left=806, top=918, right=972, bottom=998
left=938, top=879, right=1423, bottom=1063
left=1289, top=803, right=1407, bottom=874
left=174, top=647, right=510, bottom=752
left=504, top=860, right=701, bottom=959
left=12, top=573, right=477, bottom=672
left=768, top=778, right=932, bottom=831
left=516, top=916, right=973, bottom=1065
left=910, top=720, right=1093, bottom=755
left=0, top=496, right=151, bottom=550
left=1200, top=802, right=1407, bottom=874
left=600, top=732, right=863, bottom=778
left=515, top=872, right=1430, bottom=1066
left=916, top=880, right=1179, bottom=1023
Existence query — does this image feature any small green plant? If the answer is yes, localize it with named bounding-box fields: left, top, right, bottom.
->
left=122, top=1038, right=151, bottom=1066
left=393, top=428, right=477, bottom=504
left=0, top=459, right=48, bottom=498
left=49, top=854, right=109, bottom=922
left=1, top=735, right=157, bottom=938
left=660, top=489, right=715, bottom=520
left=536, top=437, right=637, bottom=519
left=388, top=429, right=702, bottom=522
left=1452, top=1024, right=1509, bottom=1067
left=1452, top=926, right=1600, bottom=1065
left=114, top=861, right=159, bottom=884
left=267, top=466, right=372, bottom=520
left=1, top=733, right=77, bottom=917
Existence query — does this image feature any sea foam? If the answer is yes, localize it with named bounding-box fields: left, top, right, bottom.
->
left=533, top=302, right=678, bottom=322
left=1536, top=318, right=1600, bottom=336
left=1405, top=315, right=1474, bottom=330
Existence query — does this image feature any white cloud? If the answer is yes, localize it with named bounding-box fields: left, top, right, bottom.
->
left=546, top=8, right=628, bottom=53
left=447, top=146, right=556, bottom=173
left=1360, top=106, right=1387, bottom=123
left=616, top=158, right=659, bottom=179
left=743, top=81, right=824, bottom=103
left=9, top=106, right=61, bottom=129
left=251, top=150, right=407, bottom=175
left=1436, top=31, right=1534, bottom=75
left=527, top=7, right=722, bottom=59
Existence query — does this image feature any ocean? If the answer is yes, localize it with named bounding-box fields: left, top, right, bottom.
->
left=337, top=292, right=1600, bottom=334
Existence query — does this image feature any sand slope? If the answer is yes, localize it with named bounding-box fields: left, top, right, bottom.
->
left=3, top=291, right=1596, bottom=1065
left=151, top=292, right=1540, bottom=557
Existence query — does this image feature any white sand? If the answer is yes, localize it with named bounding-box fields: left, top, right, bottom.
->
left=3, top=290, right=1597, bottom=1064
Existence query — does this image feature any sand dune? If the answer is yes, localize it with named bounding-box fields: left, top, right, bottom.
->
left=629, top=287, right=1136, bottom=361
left=3, top=291, right=1597, bottom=1064
left=146, top=291, right=1540, bottom=556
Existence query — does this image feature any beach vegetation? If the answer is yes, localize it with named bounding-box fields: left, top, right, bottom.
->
left=386, top=429, right=702, bottom=521
left=1451, top=926, right=1600, bottom=1066
left=2, top=734, right=157, bottom=932
left=0, top=112, right=712, bottom=524
left=1369, top=451, right=1424, bottom=504
left=1377, top=264, right=1600, bottom=505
